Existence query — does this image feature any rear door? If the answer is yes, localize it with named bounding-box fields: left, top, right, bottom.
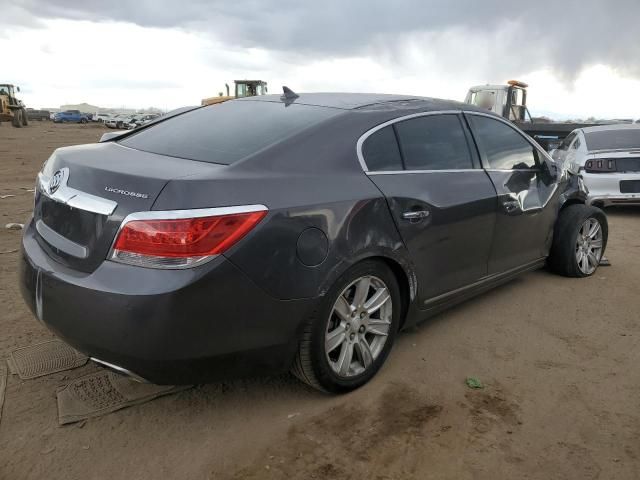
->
left=465, top=112, right=561, bottom=274
left=364, top=112, right=498, bottom=304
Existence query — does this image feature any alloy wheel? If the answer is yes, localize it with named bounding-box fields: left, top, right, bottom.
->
left=576, top=217, right=603, bottom=275
left=325, top=275, right=392, bottom=378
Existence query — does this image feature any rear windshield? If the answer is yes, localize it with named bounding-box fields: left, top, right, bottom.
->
left=584, top=128, right=640, bottom=151
left=119, top=100, right=341, bottom=164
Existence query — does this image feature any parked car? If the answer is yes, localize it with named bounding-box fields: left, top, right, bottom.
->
left=53, top=110, right=89, bottom=124
left=126, top=114, right=160, bottom=129
left=105, top=114, right=133, bottom=129
left=93, top=113, right=112, bottom=123
left=26, top=109, right=51, bottom=121
left=551, top=124, right=640, bottom=207
left=20, top=93, right=607, bottom=392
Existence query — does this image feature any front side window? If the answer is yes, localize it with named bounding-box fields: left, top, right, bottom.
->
left=362, top=126, right=403, bottom=171
left=394, top=114, right=474, bottom=170
left=468, top=115, right=537, bottom=170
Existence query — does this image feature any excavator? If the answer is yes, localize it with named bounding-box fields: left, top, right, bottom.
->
left=201, top=80, right=268, bottom=106
left=0, top=84, right=29, bottom=127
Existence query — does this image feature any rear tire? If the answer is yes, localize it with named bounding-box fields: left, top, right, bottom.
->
left=548, top=204, right=608, bottom=277
left=292, top=260, right=401, bottom=393
left=81, top=118, right=88, bottom=124
left=12, top=109, right=22, bottom=128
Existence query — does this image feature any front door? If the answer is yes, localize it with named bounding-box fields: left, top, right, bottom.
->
left=465, top=112, right=561, bottom=274
left=363, top=113, right=498, bottom=304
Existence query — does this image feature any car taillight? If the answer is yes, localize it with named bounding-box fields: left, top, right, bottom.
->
left=110, top=205, right=267, bottom=269
left=585, top=158, right=616, bottom=173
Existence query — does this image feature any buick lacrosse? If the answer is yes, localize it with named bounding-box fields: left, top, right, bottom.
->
left=20, top=91, right=607, bottom=392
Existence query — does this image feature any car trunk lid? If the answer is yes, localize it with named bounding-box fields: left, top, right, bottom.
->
left=34, top=142, right=217, bottom=272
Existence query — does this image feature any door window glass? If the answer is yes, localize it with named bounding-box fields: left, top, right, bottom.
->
left=394, top=114, right=473, bottom=170
left=361, top=126, right=403, bottom=171
left=469, top=115, right=537, bottom=170
left=572, top=136, right=581, bottom=149
left=557, top=131, right=577, bottom=151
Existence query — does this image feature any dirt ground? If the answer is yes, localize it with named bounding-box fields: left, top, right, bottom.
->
left=0, top=122, right=639, bottom=480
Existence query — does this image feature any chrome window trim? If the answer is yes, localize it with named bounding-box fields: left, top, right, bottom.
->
left=356, top=110, right=464, bottom=173
left=108, top=204, right=269, bottom=269
left=367, top=169, right=482, bottom=175
left=37, top=169, right=118, bottom=216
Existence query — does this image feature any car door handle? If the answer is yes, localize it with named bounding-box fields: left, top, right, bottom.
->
left=502, top=200, right=521, bottom=213
left=402, top=210, right=430, bottom=221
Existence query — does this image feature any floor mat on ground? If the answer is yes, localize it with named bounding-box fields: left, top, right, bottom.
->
left=57, top=370, right=191, bottom=425
left=0, top=365, right=6, bottom=425
left=8, top=340, right=88, bottom=380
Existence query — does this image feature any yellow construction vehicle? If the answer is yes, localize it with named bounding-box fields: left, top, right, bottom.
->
left=0, top=84, right=29, bottom=127
left=201, top=80, right=268, bottom=106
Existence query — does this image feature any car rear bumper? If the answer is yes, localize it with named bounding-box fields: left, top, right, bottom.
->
left=582, top=172, right=640, bottom=206
left=19, top=220, right=315, bottom=384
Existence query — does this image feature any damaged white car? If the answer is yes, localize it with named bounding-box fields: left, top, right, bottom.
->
left=552, top=124, right=640, bottom=207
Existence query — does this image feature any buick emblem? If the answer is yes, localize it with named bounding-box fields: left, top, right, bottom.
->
left=49, top=170, right=64, bottom=194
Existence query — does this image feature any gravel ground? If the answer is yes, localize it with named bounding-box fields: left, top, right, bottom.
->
left=1, top=122, right=639, bottom=480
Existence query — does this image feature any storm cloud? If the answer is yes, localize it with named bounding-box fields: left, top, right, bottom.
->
left=5, top=0, right=640, bottom=79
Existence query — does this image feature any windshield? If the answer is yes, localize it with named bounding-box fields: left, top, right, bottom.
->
left=468, top=90, right=497, bottom=110
left=119, top=100, right=341, bottom=165
left=584, top=128, right=640, bottom=151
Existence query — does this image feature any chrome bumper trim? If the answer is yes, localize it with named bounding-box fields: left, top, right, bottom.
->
left=587, top=195, right=640, bottom=206
left=90, top=357, right=149, bottom=383
left=38, top=169, right=117, bottom=216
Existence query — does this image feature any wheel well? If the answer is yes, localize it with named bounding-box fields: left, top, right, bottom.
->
left=560, top=198, right=585, bottom=213
left=369, top=256, right=411, bottom=329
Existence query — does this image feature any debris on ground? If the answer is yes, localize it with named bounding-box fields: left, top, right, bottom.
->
left=465, top=377, right=484, bottom=389
left=0, top=249, right=18, bottom=255
left=0, top=194, right=16, bottom=199
left=57, top=370, right=192, bottom=425
left=600, top=256, right=611, bottom=266
left=0, top=365, right=6, bottom=426
left=5, top=223, right=24, bottom=230
left=8, top=340, right=88, bottom=380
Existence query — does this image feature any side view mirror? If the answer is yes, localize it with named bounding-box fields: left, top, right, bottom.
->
left=17, top=86, right=21, bottom=92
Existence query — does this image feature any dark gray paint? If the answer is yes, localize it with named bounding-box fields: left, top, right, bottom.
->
left=20, top=93, right=586, bottom=384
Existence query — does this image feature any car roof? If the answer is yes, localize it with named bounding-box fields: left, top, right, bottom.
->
left=239, top=92, right=479, bottom=113
left=580, top=123, right=640, bottom=134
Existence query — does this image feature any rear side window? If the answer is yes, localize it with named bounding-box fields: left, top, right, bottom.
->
left=584, top=128, right=640, bottom=151
left=362, top=126, right=403, bottom=171
left=394, top=114, right=473, bottom=170
left=120, top=100, right=341, bottom=165
left=468, top=115, right=537, bottom=169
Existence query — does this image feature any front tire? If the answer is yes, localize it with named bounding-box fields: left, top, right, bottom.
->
left=548, top=204, right=608, bottom=277
left=292, top=260, right=401, bottom=393
left=12, top=109, right=22, bottom=127
left=21, top=108, right=28, bottom=126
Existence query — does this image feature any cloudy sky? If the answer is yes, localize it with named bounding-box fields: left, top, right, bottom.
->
left=2, top=0, right=640, bottom=118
